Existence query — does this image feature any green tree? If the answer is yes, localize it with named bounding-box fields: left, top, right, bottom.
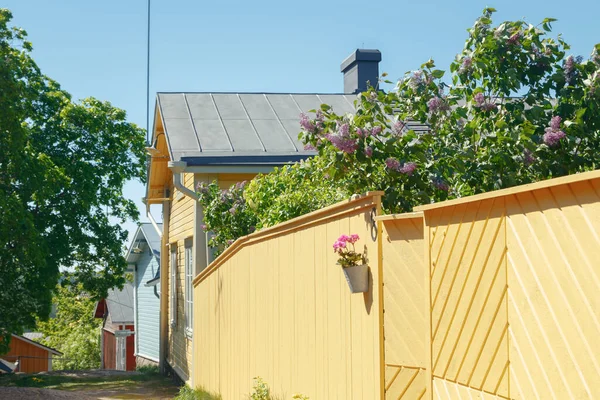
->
left=0, top=9, right=146, bottom=353
left=36, top=285, right=101, bottom=370
left=300, top=8, right=600, bottom=212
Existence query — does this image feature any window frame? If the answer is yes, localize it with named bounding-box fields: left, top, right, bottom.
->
left=184, top=239, right=193, bottom=337
left=170, top=243, right=177, bottom=328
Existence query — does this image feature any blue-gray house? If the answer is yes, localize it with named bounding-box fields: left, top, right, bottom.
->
left=126, top=222, right=162, bottom=367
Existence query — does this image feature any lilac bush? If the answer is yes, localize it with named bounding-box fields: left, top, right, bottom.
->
left=299, top=8, right=600, bottom=212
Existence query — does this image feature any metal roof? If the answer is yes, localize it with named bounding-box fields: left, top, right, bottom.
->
left=156, top=92, right=430, bottom=166
left=105, top=283, right=134, bottom=324
left=157, top=92, right=355, bottom=165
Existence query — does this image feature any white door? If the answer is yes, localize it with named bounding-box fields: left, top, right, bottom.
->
left=116, top=336, right=126, bottom=371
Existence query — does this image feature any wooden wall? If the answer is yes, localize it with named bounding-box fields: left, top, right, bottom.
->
left=166, top=171, right=256, bottom=384
left=4, top=336, right=51, bottom=373
left=379, top=214, right=428, bottom=399
left=192, top=193, right=384, bottom=399
left=414, top=170, right=600, bottom=399
left=103, top=329, right=116, bottom=370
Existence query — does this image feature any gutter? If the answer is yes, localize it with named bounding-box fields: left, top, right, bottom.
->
left=168, top=161, right=198, bottom=200
left=142, top=198, right=163, bottom=238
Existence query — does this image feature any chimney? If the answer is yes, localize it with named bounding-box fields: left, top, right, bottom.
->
left=340, top=49, right=382, bottom=94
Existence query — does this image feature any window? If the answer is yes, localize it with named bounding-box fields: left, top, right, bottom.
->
left=170, top=244, right=177, bottom=327
left=184, top=239, right=193, bottom=336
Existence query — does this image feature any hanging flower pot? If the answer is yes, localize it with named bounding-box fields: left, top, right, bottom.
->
left=333, top=234, right=369, bottom=293
left=342, top=264, right=369, bottom=293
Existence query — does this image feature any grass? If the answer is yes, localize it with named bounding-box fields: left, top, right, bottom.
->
left=174, top=384, right=222, bottom=400
left=0, top=368, right=178, bottom=398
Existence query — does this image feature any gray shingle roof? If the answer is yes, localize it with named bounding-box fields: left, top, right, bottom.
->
left=105, top=283, right=134, bottom=324
left=157, top=92, right=430, bottom=166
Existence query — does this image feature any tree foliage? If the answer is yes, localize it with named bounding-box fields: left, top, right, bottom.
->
left=35, top=285, right=101, bottom=370
left=0, top=9, right=146, bottom=353
left=300, top=8, right=600, bottom=212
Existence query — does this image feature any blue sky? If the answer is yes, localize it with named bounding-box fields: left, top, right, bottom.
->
left=5, top=0, right=600, bottom=245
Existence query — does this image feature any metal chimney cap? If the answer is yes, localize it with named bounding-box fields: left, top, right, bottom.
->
left=340, top=49, right=382, bottom=72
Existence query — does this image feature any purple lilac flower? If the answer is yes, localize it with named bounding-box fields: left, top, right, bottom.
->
left=543, top=130, right=565, bottom=147
left=227, top=239, right=234, bottom=246
left=523, top=149, right=536, bottom=166
left=393, top=120, right=405, bottom=136
left=385, top=157, right=400, bottom=170
left=326, top=122, right=357, bottom=153
left=427, top=96, right=448, bottom=113
left=200, top=224, right=208, bottom=231
left=408, top=71, right=424, bottom=89
left=432, top=177, right=449, bottom=191
left=398, top=162, right=417, bottom=176
left=356, top=128, right=364, bottom=137
left=364, top=146, right=373, bottom=158
left=326, top=134, right=358, bottom=153
left=474, top=92, right=485, bottom=107
left=229, top=206, right=237, bottom=215
left=564, top=56, right=575, bottom=84
left=460, top=57, right=472, bottom=73
left=304, top=143, right=317, bottom=151
left=507, top=31, right=521, bottom=45
left=371, top=125, right=382, bottom=136
left=473, top=93, right=497, bottom=111
left=543, top=116, right=566, bottom=147
left=299, top=113, right=315, bottom=132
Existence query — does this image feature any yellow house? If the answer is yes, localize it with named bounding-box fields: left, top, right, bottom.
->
left=144, top=90, right=363, bottom=385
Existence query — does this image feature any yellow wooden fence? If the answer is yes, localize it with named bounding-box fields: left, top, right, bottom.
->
left=192, top=170, right=600, bottom=399
left=192, top=192, right=384, bottom=399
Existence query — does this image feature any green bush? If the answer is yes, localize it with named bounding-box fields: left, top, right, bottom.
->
left=175, top=384, right=222, bottom=400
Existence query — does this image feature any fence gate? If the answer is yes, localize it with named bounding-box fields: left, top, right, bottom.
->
left=379, top=214, right=428, bottom=399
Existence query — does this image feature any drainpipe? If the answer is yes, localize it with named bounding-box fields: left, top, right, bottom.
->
left=169, top=161, right=198, bottom=201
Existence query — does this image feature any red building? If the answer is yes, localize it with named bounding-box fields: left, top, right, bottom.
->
left=2, top=334, right=62, bottom=373
left=94, top=283, right=136, bottom=371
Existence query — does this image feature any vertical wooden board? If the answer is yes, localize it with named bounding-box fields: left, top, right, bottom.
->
left=509, top=192, right=592, bottom=398
left=278, top=232, right=294, bottom=392
left=349, top=212, right=366, bottom=398
left=382, top=219, right=427, bottom=367
left=270, top=237, right=282, bottom=394
left=313, top=221, right=328, bottom=398
left=506, top=195, right=572, bottom=399
left=326, top=217, right=345, bottom=399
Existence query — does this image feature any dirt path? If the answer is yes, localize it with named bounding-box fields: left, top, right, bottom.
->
left=0, top=370, right=180, bottom=400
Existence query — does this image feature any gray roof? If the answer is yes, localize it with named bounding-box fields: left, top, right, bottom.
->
left=22, top=332, right=44, bottom=341
left=126, top=223, right=162, bottom=262
left=105, top=283, right=134, bottom=324
left=157, top=92, right=356, bottom=165
left=156, top=92, right=430, bottom=166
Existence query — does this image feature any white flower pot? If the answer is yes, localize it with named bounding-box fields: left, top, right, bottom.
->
left=342, top=264, right=369, bottom=293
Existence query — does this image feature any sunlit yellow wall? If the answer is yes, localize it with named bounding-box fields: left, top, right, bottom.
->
left=193, top=194, right=383, bottom=399
left=167, top=172, right=195, bottom=382
left=379, top=215, right=428, bottom=399
left=416, top=170, right=600, bottom=399
left=166, top=172, right=257, bottom=385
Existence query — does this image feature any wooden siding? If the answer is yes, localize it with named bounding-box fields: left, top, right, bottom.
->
left=166, top=172, right=257, bottom=383
left=4, top=336, right=52, bottom=373
left=135, top=250, right=160, bottom=361
left=103, top=329, right=116, bottom=370
left=413, top=170, right=600, bottom=399
left=380, top=216, right=428, bottom=399
left=167, top=171, right=195, bottom=381
left=192, top=193, right=383, bottom=399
